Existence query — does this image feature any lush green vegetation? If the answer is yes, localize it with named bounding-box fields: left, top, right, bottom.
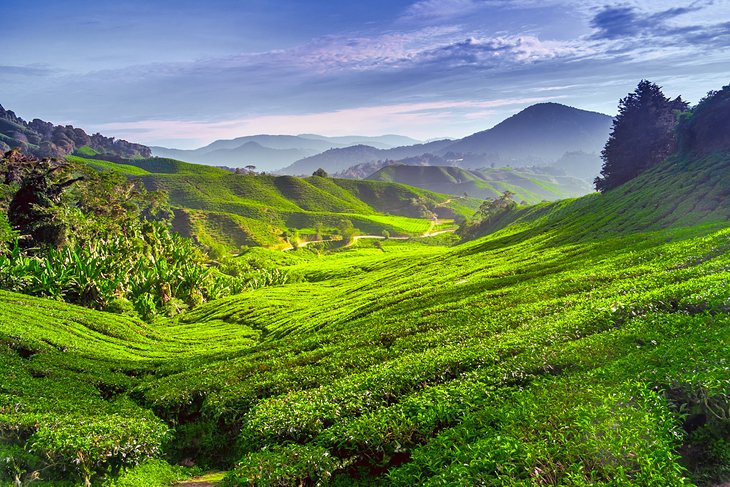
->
left=66, top=154, right=477, bottom=252
left=1, top=140, right=730, bottom=484
left=2, top=86, right=730, bottom=486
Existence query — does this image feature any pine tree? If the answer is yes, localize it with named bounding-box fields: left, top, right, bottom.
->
left=595, top=80, right=688, bottom=192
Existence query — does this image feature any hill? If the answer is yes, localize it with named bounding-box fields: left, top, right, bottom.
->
left=68, top=153, right=477, bottom=250
left=367, top=164, right=593, bottom=203
left=0, top=104, right=150, bottom=159
left=3, top=132, right=730, bottom=485
left=151, top=134, right=426, bottom=172
left=441, top=103, right=612, bottom=168
left=282, top=139, right=453, bottom=175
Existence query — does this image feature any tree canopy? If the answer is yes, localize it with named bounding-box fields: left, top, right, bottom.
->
left=595, top=80, right=688, bottom=192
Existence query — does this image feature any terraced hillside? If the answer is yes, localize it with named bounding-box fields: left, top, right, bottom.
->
left=69, top=154, right=479, bottom=250
left=368, top=164, right=593, bottom=203
left=3, top=132, right=730, bottom=485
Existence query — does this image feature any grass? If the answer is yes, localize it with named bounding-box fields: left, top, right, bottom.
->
left=2, top=150, right=730, bottom=485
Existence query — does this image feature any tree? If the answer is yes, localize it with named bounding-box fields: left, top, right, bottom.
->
left=245, top=165, right=256, bottom=173
left=4, top=153, right=84, bottom=247
left=338, top=219, right=356, bottom=245
left=476, top=190, right=515, bottom=222
left=312, top=168, right=328, bottom=177
left=594, top=80, right=688, bottom=192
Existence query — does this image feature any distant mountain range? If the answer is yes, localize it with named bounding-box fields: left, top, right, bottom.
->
left=281, top=103, right=611, bottom=178
left=151, top=134, right=425, bottom=171
left=367, top=164, right=593, bottom=203
left=282, top=140, right=454, bottom=176
left=1, top=101, right=612, bottom=186
left=152, top=103, right=612, bottom=181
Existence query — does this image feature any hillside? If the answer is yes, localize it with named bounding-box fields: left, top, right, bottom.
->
left=2, top=139, right=730, bottom=485
left=367, top=164, right=593, bottom=203
left=68, top=153, right=477, bottom=250
left=0, top=104, right=150, bottom=159
left=2, top=88, right=730, bottom=487
left=442, top=103, right=612, bottom=168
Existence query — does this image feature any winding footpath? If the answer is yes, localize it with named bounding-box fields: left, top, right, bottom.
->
left=283, top=219, right=456, bottom=251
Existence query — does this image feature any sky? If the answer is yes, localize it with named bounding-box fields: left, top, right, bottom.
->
left=2, top=0, right=729, bottom=149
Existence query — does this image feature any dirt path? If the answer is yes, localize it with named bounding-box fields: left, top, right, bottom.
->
left=282, top=220, right=456, bottom=251
left=175, top=472, right=224, bottom=486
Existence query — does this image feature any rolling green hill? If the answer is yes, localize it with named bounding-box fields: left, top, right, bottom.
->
left=68, top=154, right=479, bottom=250
left=3, top=134, right=730, bottom=485
left=368, top=164, right=593, bottom=203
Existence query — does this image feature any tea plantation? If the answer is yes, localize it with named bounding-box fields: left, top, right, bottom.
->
left=2, top=138, right=730, bottom=485
left=66, top=154, right=479, bottom=251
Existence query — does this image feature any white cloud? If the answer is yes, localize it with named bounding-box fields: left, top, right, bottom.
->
left=95, top=97, right=557, bottom=147
left=402, top=0, right=482, bottom=20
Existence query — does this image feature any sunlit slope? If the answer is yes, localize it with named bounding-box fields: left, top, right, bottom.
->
left=368, top=164, right=593, bottom=203
left=139, top=151, right=730, bottom=484
left=72, top=154, right=477, bottom=249
left=5, top=148, right=730, bottom=484
left=468, top=151, right=730, bottom=244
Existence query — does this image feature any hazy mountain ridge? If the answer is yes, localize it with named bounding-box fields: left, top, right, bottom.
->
left=285, top=103, right=611, bottom=178
left=151, top=134, right=427, bottom=171
left=282, top=139, right=454, bottom=175
left=441, top=103, right=612, bottom=166
left=367, top=164, right=593, bottom=203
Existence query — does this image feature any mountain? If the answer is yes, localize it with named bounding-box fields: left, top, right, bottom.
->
left=0, top=104, right=150, bottom=159
left=151, top=134, right=425, bottom=172
left=367, top=164, right=593, bottom=203
left=441, top=103, right=612, bottom=167
left=152, top=141, right=316, bottom=171
left=297, top=134, right=423, bottom=148
left=282, top=139, right=454, bottom=175
left=285, top=103, right=610, bottom=179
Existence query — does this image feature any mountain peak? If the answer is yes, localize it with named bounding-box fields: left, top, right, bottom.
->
left=441, top=102, right=613, bottom=166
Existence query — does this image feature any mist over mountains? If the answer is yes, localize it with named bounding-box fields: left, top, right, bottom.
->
left=151, top=134, right=425, bottom=171
left=150, top=103, right=611, bottom=184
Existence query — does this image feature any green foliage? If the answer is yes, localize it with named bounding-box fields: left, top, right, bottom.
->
left=677, top=84, right=730, bottom=155
left=102, top=459, right=188, bottom=487
left=0, top=221, right=216, bottom=319
left=29, top=414, right=169, bottom=486
left=225, top=445, right=341, bottom=486
left=2, top=103, right=730, bottom=486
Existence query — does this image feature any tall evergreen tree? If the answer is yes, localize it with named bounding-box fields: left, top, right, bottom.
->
left=595, top=80, right=688, bottom=192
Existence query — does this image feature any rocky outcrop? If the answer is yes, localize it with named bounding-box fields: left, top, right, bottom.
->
left=0, top=104, right=151, bottom=159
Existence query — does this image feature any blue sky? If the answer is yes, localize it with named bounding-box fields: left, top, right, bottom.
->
left=2, top=0, right=729, bottom=148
